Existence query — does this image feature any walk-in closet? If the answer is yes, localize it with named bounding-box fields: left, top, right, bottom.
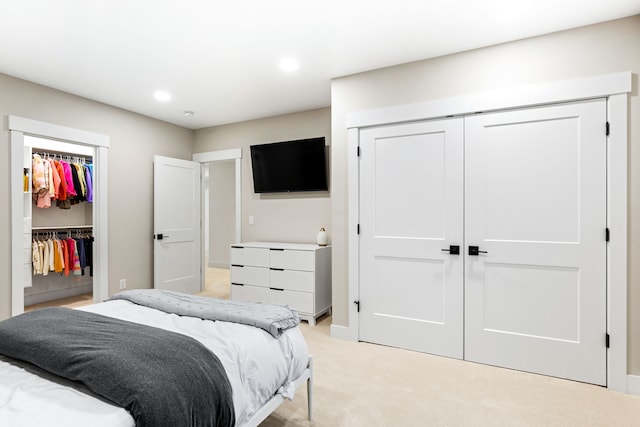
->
left=23, top=136, right=95, bottom=310
left=10, top=115, right=110, bottom=317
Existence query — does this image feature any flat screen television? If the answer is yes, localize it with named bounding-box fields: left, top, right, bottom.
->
left=250, top=137, right=328, bottom=193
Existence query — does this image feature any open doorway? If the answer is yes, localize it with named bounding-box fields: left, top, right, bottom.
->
left=193, top=149, right=242, bottom=300
left=25, top=136, right=95, bottom=311
left=10, top=115, right=109, bottom=316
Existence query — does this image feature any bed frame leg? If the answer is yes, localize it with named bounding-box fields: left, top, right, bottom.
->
left=307, top=355, right=313, bottom=421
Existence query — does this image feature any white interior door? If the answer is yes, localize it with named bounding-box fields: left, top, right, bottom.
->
left=464, top=100, right=607, bottom=385
left=359, top=118, right=464, bottom=358
left=154, top=155, right=201, bottom=294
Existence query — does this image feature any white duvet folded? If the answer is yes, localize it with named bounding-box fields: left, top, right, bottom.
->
left=0, top=299, right=309, bottom=427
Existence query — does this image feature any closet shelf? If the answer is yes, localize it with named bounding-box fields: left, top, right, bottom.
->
left=32, top=225, right=93, bottom=231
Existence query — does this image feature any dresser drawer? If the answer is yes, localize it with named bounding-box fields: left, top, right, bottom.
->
left=269, top=288, right=313, bottom=314
left=230, top=265, right=269, bottom=286
left=269, top=249, right=314, bottom=271
left=269, top=269, right=314, bottom=292
left=231, top=283, right=269, bottom=303
left=231, top=246, right=269, bottom=267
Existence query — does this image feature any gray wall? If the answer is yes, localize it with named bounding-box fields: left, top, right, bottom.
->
left=330, top=16, right=640, bottom=374
left=0, top=73, right=194, bottom=320
left=194, top=108, right=331, bottom=244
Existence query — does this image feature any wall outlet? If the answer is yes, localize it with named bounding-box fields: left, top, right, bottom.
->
left=119, top=279, right=127, bottom=290
left=249, top=215, right=255, bottom=225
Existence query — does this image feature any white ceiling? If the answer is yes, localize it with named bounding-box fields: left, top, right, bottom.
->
left=1, top=1, right=638, bottom=129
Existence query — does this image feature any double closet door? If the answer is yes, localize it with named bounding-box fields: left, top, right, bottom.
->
left=358, top=99, right=607, bottom=386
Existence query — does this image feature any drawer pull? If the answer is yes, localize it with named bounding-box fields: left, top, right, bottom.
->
left=270, top=268, right=284, bottom=271
left=231, top=246, right=244, bottom=249
left=270, top=287, right=285, bottom=291
left=231, top=264, right=244, bottom=268
left=231, top=283, right=244, bottom=286
left=270, top=248, right=285, bottom=251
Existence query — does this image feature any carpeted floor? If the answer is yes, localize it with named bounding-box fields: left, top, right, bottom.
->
left=262, top=315, right=640, bottom=426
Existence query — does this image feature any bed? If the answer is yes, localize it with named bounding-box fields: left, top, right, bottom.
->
left=0, top=289, right=313, bottom=427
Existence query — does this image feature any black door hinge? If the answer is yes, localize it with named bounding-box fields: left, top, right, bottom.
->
left=606, top=333, right=610, bottom=348
left=606, top=122, right=610, bottom=136
left=354, top=300, right=360, bottom=312
left=357, top=146, right=361, bottom=157
left=606, top=228, right=610, bottom=242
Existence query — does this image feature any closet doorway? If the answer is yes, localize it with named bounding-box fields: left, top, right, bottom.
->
left=9, top=116, right=109, bottom=316
left=26, top=136, right=95, bottom=310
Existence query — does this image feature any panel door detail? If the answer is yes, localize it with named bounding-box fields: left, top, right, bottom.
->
left=153, top=156, right=201, bottom=294
left=464, top=100, right=607, bottom=385
left=359, top=118, right=464, bottom=359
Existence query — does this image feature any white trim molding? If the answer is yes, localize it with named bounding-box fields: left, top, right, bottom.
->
left=192, top=148, right=243, bottom=290
left=347, top=71, right=632, bottom=129
left=9, top=116, right=110, bottom=315
left=8, top=115, right=110, bottom=148
left=628, top=375, right=640, bottom=396
left=192, top=148, right=241, bottom=163
left=341, top=71, right=631, bottom=393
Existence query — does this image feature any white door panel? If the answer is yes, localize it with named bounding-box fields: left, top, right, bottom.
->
left=464, top=100, right=607, bottom=385
left=358, top=99, right=607, bottom=385
left=154, top=156, right=201, bottom=294
left=359, top=118, right=464, bottom=359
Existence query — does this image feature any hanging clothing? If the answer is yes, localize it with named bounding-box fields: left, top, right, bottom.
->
left=70, top=238, right=82, bottom=277
left=62, top=239, right=70, bottom=277
left=32, top=240, right=42, bottom=275
left=53, top=239, right=64, bottom=273
left=33, top=154, right=93, bottom=210
left=54, top=161, right=68, bottom=201
left=32, top=154, right=52, bottom=208
left=48, top=159, right=61, bottom=200
left=60, top=161, right=77, bottom=197
left=85, top=164, right=93, bottom=203
left=42, top=241, right=50, bottom=276
left=84, top=236, right=94, bottom=277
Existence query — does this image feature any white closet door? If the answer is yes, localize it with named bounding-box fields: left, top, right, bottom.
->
left=154, top=156, right=202, bottom=294
left=464, top=100, right=607, bottom=385
left=359, top=118, right=464, bottom=358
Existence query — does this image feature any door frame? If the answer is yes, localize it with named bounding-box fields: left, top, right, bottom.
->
left=192, top=148, right=242, bottom=290
left=340, top=71, right=631, bottom=392
left=9, top=115, right=110, bottom=314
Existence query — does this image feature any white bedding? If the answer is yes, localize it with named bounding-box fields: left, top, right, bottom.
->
left=0, top=299, right=310, bottom=426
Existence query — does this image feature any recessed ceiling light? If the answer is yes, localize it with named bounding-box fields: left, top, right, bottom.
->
left=154, top=91, right=171, bottom=102
left=184, top=110, right=195, bottom=117
left=279, top=57, right=299, bottom=73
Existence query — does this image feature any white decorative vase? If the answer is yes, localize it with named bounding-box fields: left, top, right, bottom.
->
left=316, top=227, right=328, bottom=246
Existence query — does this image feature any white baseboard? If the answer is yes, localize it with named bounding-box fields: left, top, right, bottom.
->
left=330, top=323, right=358, bottom=341
left=627, top=375, right=640, bottom=396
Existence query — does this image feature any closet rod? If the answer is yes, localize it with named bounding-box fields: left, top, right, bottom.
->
left=32, top=147, right=93, bottom=160
left=32, top=225, right=93, bottom=231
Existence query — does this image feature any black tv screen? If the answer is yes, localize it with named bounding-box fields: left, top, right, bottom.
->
left=250, top=137, right=328, bottom=193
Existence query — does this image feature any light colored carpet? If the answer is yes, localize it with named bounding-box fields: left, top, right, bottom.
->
left=263, top=316, right=640, bottom=426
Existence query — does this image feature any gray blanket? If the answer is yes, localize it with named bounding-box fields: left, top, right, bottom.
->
left=0, top=307, right=235, bottom=427
left=109, top=289, right=300, bottom=338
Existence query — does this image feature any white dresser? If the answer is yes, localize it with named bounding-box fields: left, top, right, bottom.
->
left=230, top=241, right=331, bottom=326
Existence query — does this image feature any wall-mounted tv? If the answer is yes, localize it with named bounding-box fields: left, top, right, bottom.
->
left=250, top=137, right=328, bottom=193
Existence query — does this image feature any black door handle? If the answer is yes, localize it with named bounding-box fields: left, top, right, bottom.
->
left=468, top=245, right=488, bottom=256
left=441, top=245, right=460, bottom=255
